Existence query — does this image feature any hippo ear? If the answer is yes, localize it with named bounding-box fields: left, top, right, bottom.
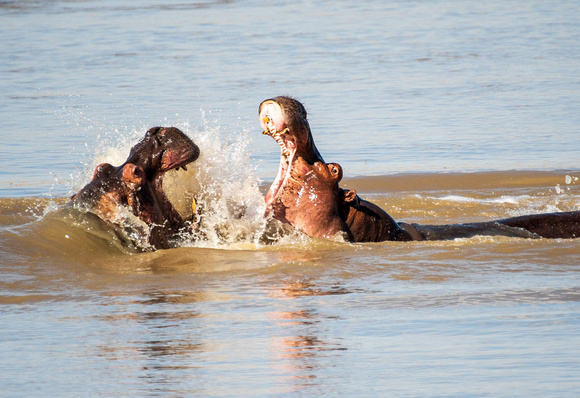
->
left=122, top=163, right=145, bottom=189
left=343, top=189, right=359, bottom=204
left=91, top=163, right=114, bottom=181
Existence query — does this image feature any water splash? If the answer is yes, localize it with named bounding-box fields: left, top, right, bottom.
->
left=165, top=120, right=272, bottom=248
left=61, top=114, right=299, bottom=250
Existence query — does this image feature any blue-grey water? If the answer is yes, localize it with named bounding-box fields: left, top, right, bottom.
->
left=1, top=1, right=579, bottom=396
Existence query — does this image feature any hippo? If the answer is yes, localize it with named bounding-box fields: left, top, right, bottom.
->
left=259, top=96, right=580, bottom=241
left=70, top=127, right=200, bottom=250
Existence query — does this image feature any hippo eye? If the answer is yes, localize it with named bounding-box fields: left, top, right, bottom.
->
left=327, top=163, right=343, bottom=180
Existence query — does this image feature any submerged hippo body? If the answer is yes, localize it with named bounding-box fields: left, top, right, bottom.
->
left=259, top=96, right=580, bottom=241
left=71, top=127, right=200, bottom=250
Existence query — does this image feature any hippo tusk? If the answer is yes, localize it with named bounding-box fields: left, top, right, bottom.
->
left=261, top=114, right=290, bottom=137
left=272, top=132, right=291, bottom=157
left=263, top=127, right=290, bottom=137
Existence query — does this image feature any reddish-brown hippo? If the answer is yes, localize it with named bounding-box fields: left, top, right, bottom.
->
left=70, top=126, right=200, bottom=250
left=259, top=96, right=580, bottom=241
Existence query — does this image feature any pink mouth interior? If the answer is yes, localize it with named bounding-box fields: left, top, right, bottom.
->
left=260, top=102, right=298, bottom=208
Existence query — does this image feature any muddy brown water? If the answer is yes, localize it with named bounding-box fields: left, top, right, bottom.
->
left=2, top=170, right=579, bottom=396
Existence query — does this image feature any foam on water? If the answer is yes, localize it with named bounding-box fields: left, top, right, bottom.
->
left=434, top=194, right=530, bottom=205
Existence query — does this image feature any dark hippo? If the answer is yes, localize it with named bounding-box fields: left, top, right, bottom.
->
left=70, top=127, right=200, bottom=250
left=259, top=96, right=580, bottom=241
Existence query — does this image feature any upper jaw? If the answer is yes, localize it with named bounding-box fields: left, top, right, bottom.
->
left=266, top=129, right=292, bottom=157
left=160, top=148, right=198, bottom=173
left=259, top=100, right=295, bottom=156
left=259, top=100, right=286, bottom=133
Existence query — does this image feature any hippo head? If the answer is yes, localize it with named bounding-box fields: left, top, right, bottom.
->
left=259, top=97, right=327, bottom=215
left=71, top=127, right=200, bottom=250
left=125, top=126, right=200, bottom=176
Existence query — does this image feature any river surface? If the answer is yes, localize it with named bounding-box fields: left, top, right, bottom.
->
left=1, top=0, right=580, bottom=396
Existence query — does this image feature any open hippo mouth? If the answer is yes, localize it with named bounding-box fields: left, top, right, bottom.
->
left=259, top=96, right=324, bottom=213
left=259, top=97, right=353, bottom=239
left=124, top=127, right=201, bottom=220
left=259, top=100, right=296, bottom=209
left=71, top=127, right=201, bottom=250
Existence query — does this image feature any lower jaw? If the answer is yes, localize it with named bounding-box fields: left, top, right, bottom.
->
left=280, top=147, right=297, bottom=184
left=266, top=148, right=297, bottom=207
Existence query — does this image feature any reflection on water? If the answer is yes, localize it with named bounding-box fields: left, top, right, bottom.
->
left=271, top=311, right=336, bottom=391
left=1, top=236, right=580, bottom=396
left=269, top=282, right=349, bottom=395
left=98, top=292, right=204, bottom=368
left=92, top=292, right=205, bottom=395
left=273, top=281, right=352, bottom=299
left=89, top=283, right=356, bottom=395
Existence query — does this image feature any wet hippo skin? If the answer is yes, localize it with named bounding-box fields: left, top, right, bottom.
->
left=70, top=127, right=200, bottom=250
left=259, top=96, right=580, bottom=241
